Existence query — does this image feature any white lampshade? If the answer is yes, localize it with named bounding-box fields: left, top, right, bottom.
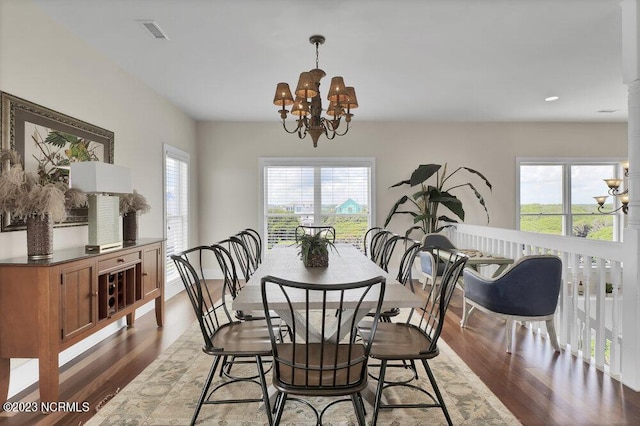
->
left=70, top=162, right=133, bottom=252
left=70, top=162, right=132, bottom=194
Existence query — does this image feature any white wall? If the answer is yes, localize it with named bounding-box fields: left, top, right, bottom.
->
left=0, top=0, right=198, bottom=397
left=197, top=121, right=627, bottom=243
left=0, top=0, right=199, bottom=257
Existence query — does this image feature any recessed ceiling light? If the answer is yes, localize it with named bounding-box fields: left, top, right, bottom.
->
left=544, top=96, right=559, bottom=102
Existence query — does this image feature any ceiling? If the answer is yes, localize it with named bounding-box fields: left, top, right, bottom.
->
left=32, top=0, right=627, bottom=123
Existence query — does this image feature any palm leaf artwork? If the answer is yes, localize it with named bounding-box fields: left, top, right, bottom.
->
left=384, top=163, right=492, bottom=236
left=33, top=130, right=101, bottom=184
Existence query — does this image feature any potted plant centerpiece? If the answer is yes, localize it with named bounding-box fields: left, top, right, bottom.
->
left=119, top=190, right=151, bottom=243
left=296, top=232, right=336, bottom=267
left=0, top=149, right=86, bottom=259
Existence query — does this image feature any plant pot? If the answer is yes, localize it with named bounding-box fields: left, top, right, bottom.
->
left=305, top=253, right=328, bottom=267
left=26, top=213, right=53, bottom=260
left=122, top=213, right=138, bottom=243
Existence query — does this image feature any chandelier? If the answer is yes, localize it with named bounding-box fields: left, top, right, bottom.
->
left=272, top=35, right=358, bottom=148
left=594, top=160, right=629, bottom=214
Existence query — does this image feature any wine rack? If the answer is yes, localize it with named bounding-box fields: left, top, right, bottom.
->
left=98, top=264, right=142, bottom=320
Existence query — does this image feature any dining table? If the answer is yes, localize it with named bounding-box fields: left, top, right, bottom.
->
left=231, top=243, right=422, bottom=404
left=233, top=244, right=421, bottom=338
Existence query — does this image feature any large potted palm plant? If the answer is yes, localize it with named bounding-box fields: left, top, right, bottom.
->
left=384, top=163, right=492, bottom=237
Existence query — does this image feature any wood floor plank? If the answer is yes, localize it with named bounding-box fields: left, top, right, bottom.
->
left=1, top=281, right=639, bottom=425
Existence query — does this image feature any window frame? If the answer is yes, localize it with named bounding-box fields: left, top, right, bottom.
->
left=516, top=157, right=626, bottom=241
left=259, top=157, right=376, bottom=246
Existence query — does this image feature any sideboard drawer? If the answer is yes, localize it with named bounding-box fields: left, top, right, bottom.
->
left=98, top=250, right=141, bottom=273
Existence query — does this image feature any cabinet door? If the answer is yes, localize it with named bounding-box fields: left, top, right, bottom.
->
left=60, top=261, right=96, bottom=342
left=142, top=245, right=162, bottom=298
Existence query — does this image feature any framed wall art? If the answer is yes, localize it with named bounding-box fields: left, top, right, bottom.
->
left=0, top=92, right=114, bottom=232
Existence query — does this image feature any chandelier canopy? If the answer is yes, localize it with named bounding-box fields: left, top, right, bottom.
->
left=273, top=35, right=358, bottom=147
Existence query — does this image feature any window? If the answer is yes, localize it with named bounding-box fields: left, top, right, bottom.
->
left=261, top=157, right=375, bottom=248
left=518, top=159, right=623, bottom=241
left=164, top=145, right=189, bottom=282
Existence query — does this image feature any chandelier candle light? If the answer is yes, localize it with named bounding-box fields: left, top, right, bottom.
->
left=594, top=160, right=630, bottom=214
left=273, top=35, right=358, bottom=147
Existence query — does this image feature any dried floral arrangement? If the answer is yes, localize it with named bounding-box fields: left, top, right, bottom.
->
left=0, top=149, right=87, bottom=222
left=119, top=190, right=151, bottom=216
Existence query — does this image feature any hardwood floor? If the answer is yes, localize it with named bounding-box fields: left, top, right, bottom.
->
left=2, top=281, right=640, bottom=425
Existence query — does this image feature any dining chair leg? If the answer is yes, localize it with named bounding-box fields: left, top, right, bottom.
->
left=191, top=355, right=221, bottom=426
left=351, top=393, right=366, bottom=426
left=273, top=391, right=287, bottom=425
left=255, top=355, right=273, bottom=425
left=371, top=359, right=387, bottom=426
left=421, top=359, right=453, bottom=426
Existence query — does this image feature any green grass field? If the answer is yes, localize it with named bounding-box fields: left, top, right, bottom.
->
left=520, top=204, right=614, bottom=240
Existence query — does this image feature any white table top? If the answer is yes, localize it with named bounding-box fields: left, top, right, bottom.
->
left=232, top=244, right=422, bottom=311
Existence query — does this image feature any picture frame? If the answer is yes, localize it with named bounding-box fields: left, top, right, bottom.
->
left=0, top=92, right=115, bottom=232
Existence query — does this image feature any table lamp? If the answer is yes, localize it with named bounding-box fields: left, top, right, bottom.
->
left=70, top=162, right=133, bottom=252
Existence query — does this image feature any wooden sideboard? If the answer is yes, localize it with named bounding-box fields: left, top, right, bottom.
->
left=0, top=238, right=165, bottom=404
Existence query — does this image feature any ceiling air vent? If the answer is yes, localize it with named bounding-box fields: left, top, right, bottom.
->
left=597, top=109, right=618, bottom=113
left=137, top=20, right=169, bottom=40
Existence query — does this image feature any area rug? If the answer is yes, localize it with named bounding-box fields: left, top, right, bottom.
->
left=87, top=314, right=520, bottom=425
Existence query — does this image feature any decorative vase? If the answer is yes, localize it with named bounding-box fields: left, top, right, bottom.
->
left=122, top=213, right=138, bottom=243
left=306, top=252, right=328, bottom=267
left=26, top=213, right=53, bottom=260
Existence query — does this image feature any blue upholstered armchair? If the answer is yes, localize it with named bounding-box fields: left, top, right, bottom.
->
left=461, top=255, right=562, bottom=353
left=418, top=233, right=456, bottom=288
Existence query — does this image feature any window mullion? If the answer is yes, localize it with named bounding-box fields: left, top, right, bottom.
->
left=314, top=167, right=322, bottom=226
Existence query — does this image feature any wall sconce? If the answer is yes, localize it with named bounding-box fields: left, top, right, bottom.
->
left=70, top=162, right=132, bottom=252
left=593, top=160, right=629, bottom=214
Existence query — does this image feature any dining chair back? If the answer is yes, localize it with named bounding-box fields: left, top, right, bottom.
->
left=368, top=236, right=421, bottom=323
left=240, top=228, right=262, bottom=267
left=295, top=225, right=336, bottom=243
left=261, top=275, right=386, bottom=426
left=362, top=226, right=385, bottom=256
left=358, top=249, right=468, bottom=426
left=369, top=229, right=394, bottom=266
left=172, top=251, right=273, bottom=425
left=219, top=236, right=255, bottom=283
left=210, top=242, right=264, bottom=322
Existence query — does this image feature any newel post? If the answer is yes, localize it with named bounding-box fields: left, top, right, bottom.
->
left=621, top=0, right=640, bottom=391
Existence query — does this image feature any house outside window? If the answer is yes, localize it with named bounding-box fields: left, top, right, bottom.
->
left=260, top=157, right=375, bottom=248
left=517, top=158, right=624, bottom=241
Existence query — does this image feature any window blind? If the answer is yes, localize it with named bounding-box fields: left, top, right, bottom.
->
left=262, top=158, right=374, bottom=249
left=165, top=147, right=189, bottom=282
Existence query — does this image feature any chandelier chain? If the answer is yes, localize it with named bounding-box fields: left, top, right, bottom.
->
left=315, top=41, right=320, bottom=69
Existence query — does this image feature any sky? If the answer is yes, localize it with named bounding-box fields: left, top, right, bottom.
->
left=520, top=164, right=618, bottom=205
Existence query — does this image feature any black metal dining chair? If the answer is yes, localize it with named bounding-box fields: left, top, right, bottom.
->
left=172, top=250, right=273, bottom=426
left=295, top=225, right=336, bottom=243
left=261, top=275, right=386, bottom=426
left=370, top=236, right=421, bottom=322
left=359, top=249, right=468, bottom=426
